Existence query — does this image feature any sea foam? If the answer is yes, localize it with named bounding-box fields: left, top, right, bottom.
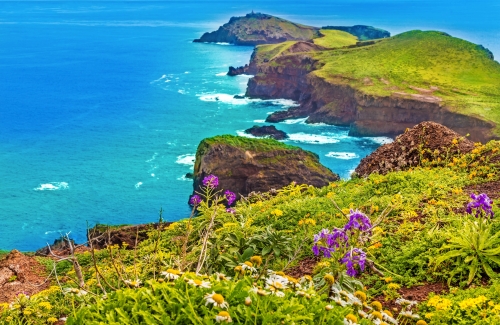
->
left=287, top=133, right=340, bottom=144
left=176, top=154, right=195, bottom=167
left=34, top=182, right=69, bottom=191
left=325, top=152, right=359, bottom=160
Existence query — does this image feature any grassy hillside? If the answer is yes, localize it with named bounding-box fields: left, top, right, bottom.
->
left=4, top=140, right=500, bottom=324
left=313, top=29, right=358, bottom=48
left=312, top=31, right=500, bottom=128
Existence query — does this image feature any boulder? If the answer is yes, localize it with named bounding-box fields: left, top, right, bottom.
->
left=244, top=125, right=288, bottom=140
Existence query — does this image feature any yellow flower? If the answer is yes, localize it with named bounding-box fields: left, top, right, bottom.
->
left=425, top=313, right=434, bottom=319
left=371, top=311, right=383, bottom=320
left=215, top=311, right=232, bottom=323
left=384, top=277, right=392, bottom=283
left=271, top=209, right=283, bottom=217
left=38, top=301, right=52, bottom=310
left=324, top=274, right=335, bottom=285
left=416, top=321, right=428, bottom=325
left=345, top=314, right=358, bottom=323
left=459, top=296, right=488, bottom=310
left=47, top=318, right=58, bottom=324
left=387, top=283, right=400, bottom=290
left=371, top=301, right=383, bottom=311
left=250, top=256, right=263, bottom=266
left=354, top=291, right=367, bottom=302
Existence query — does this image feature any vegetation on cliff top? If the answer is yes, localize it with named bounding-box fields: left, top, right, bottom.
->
left=313, top=29, right=358, bottom=48
left=199, top=134, right=300, bottom=152
left=312, top=30, right=500, bottom=126
left=2, top=137, right=500, bottom=324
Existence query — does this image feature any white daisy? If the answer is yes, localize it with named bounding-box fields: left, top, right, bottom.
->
left=124, top=279, right=142, bottom=288
left=204, top=292, right=229, bottom=309
left=161, top=269, right=182, bottom=280
left=215, top=311, right=232, bottom=323
left=188, top=279, right=211, bottom=288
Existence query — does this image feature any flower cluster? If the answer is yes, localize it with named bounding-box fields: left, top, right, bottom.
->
left=312, top=229, right=348, bottom=258
left=225, top=190, right=236, bottom=206
left=466, top=193, right=494, bottom=218
left=340, top=248, right=367, bottom=277
left=312, top=209, right=371, bottom=277
left=189, top=194, right=202, bottom=206
left=203, top=174, right=219, bottom=188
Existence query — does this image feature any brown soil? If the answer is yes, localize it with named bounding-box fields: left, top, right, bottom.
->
left=87, top=222, right=170, bottom=250
left=355, top=121, right=475, bottom=177
left=285, top=256, right=320, bottom=278
left=0, top=250, right=50, bottom=303
left=464, top=180, right=500, bottom=200
left=376, top=282, right=448, bottom=313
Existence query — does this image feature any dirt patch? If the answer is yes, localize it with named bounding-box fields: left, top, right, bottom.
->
left=355, top=121, right=475, bottom=177
left=464, top=180, right=500, bottom=200
left=0, top=250, right=50, bottom=303
left=285, top=256, right=320, bottom=278
left=87, top=222, right=170, bottom=250
left=375, top=282, right=448, bottom=313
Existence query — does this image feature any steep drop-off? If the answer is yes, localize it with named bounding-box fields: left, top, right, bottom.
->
left=245, top=30, right=500, bottom=142
left=192, top=135, right=339, bottom=198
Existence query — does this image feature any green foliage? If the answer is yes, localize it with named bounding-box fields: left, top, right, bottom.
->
left=200, top=134, right=300, bottom=152
left=434, top=219, right=500, bottom=285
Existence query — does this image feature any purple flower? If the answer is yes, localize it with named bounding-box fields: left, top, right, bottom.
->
left=466, top=193, right=494, bottom=218
left=225, top=190, right=236, bottom=206
left=340, top=248, right=366, bottom=277
left=312, top=228, right=348, bottom=258
left=226, top=208, right=236, bottom=214
left=189, top=194, right=202, bottom=206
left=344, top=209, right=372, bottom=233
left=202, top=174, right=219, bottom=188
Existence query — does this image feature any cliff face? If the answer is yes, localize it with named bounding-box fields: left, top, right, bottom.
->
left=245, top=39, right=498, bottom=143
left=192, top=136, right=339, bottom=198
left=194, top=12, right=320, bottom=46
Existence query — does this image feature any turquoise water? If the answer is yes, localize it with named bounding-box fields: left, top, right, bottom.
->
left=1, top=1, right=498, bottom=251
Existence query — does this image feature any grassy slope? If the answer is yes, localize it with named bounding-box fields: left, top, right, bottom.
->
left=201, top=135, right=300, bottom=152
left=312, top=31, right=500, bottom=129
left=229, top=15, right=319, bottom=42
left=313, top=29, right=358, bottom=48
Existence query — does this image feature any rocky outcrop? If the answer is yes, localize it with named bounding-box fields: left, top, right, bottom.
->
left=245, top=47, right=497, bottom=143
left=194, top=12, right=320, bottom=46
left=476, top=45, right=494, bottom=60
left=192, top=135, right=339, bottom=198
left=244, top=125, right=288, bottom=140
left=322, top=25, right=390, bottom=40
left=87, top=223, right=170, bottom=249
left=354, top=121, right=475, bottom=177
left=0, top=250, right=50, bottom=303
left=227, top=65, right=250, bottom=76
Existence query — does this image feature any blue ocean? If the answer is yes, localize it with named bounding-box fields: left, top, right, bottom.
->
left=1, top=1, right=499, bottom=251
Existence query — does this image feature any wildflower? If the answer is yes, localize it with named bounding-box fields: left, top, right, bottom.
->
left=322, top=274, right=335, bottom=285
left=224, top=190, right=236, bottom=205
left=416, top=321, right=428, bottom=325
left=205, top=292, right=229, bottom=309
left=371, top=311, right=383, bottom=320
left=47, top=318, right=58, bottom=324
left=371, top=301, right=383, bottom=311
left=332, top=296, right=347, bottom=307
left=202, top=174, right=219, bottom=188
left=266, top=274, right=288, bottom=290
left=245, top=297, right=252, bottom=306
left=312, top=228, right=348, bottom=257
left=354, top=291, right=367, bottom=302
left=226, top=208, right=236, bottom=214
left=384, top=277, right=392, bottom=283
left=63, top=287, right=88, bottom=296
left=215, top=311, right=232, bottom=323
left=161, top=269, right=182, bottom=280
left=344, top=209, right=372, bottom=233
left=400, top=310, right=420, bottom=319
left=38, top=301, right=52, bottom=310
left=396, top=298, right=417, bottom=308
left=188, top=279, right=211, bottom=288
left=250, top=256, right=263, bottom=266
left=240, top=261, right=257, bottom=273
left=189, top=194, right=202, bottom=206
left=387, top=283, right=400, bottom=290
left=215, top=273, right=231, bottom=281
left=274, top=290, right=285, bottom=298
left=124, top=279, right=142, bottom=288
left=345, top=314, right=358, bottom=324
left=250, top=286, right=270, bottom=296
left=271, top=209, right=283, bottom=217
left=466, top=193, right=494, bottom=218
left=340, top=248, right=367, bottom=277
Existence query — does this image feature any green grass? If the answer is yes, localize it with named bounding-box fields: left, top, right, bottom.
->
left=253, top=41, right=298, bottom=64
left=311, top=30, right=500, bottom=130
left=313, top=29, right=357, bottom=48
left=200, top=135, right=300, bottom=152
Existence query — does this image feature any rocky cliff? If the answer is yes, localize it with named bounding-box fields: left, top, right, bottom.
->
left=192, top=135, right=339, bottom=198
left=194, top=12, right=320, bottom=46
left=245, top=31, right=500, bottom=143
